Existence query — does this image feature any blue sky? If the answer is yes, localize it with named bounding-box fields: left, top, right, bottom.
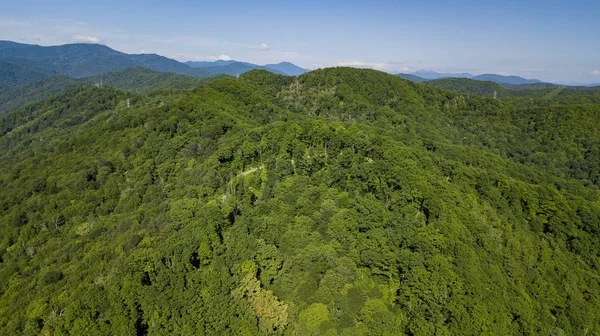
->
left=1, top=0, right=599, bottom=83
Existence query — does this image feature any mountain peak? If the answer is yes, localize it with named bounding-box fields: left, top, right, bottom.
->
left=472, top=73, right=542, bottom=85
left=404, top=69, right=544, bottom=85
left=264, top=61, right=308, bottom=76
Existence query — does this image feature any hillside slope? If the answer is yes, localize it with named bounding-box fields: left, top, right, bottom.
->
left=396, top=73, right=427, bottom=82
left=0, top=75, right=83, bottom=116
left=186, top=60, right=308, bottom=76
left=201, top=62, right=287, bottom=76
left=472, top=74, right=542, bottom=85
left=264, top=62, right=309, bottom=76
left=423, top=77, right=600, bottom=106
left=424, top=77, right=508, bottom=98
left=0, top=68, right=599, bottom=335
left=0, top=59, right=51, bottom=88
left=0, top=67, right=229, bottom=117
left=0, top=41, right=209, bottom=79
left=81, top=67, right=228, bottom=94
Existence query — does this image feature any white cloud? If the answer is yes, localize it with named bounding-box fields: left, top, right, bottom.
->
left=242, top=42, right=269, bottom=51
left=334, top=60, right=412, bottom=73
left=194, top=54, right=232, bottom=61
left=72, top=35, right=100, bottom=43
left=336, top=61, right=387, bottom=69
left=591, top=70, right=600, bottom=76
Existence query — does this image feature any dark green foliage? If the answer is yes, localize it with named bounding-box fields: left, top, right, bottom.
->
left=0, top=75, right=83, bottom=116
left=502, top=82, right=559, bottom=89
left=0, top=59, right=51, bottom=88
left=0, top=67, right=599, bottom=335
left=81, top=67, right=227, bottom=94
left=424, top=77, right=600, bottom=104
left=0, top=68, right=225, bottom=117
left=41, top=270, right=63, bottom=285
left=425, top=77, right=509, bottom=98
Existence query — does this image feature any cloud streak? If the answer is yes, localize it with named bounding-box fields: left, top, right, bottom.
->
left=242, top=42, right=269, bottom=51
left=591, top=70, right=600, bottom=76
left=196, top=55, right=232, bottom=61
left=334, top=60, right=412, bottom=73
left=72, top=35, right=100, bottom=43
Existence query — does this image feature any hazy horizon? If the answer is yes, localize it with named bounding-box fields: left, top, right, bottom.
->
left=1, top=0, right=599, bottom=84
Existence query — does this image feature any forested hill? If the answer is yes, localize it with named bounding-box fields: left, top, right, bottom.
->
left=0, top=59, right=51, bottom=88
left=399, top=71, right=546, bottom=86
left=396, top=73, right=427, bottom=82
left=0, top=68, right=227, bottom=117
left=81, top=67, right=229, bottom=94
left=423, top=77, right=600, bottom=103
left=471, top=73, right=542, bottom=85
left=1, top=68, right=599, bottom=335
left=185, top=61, right=308, bottom=76
left=0, top=75, right=83, bottom=116
left=0, top=41, right=209, bottom=79
left=422, top=77, right=548, bottom=99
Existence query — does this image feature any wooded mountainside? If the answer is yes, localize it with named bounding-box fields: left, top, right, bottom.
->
left=0, top=67, right=599, bottom=335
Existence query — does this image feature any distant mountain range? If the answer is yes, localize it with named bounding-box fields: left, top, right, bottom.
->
left=1, top=40, right=596, bottom=92
left=184, top=60, right=238, bottom=68
left=263, top=62, right=308, bottom=76
left=396, top=73, right=428, bottom=83
left=0, top=41, right=208, bottom=78
left=471, top=74, right=542, bottom=85
left=0, top=41, right=309, bottom=89
left=397, top=71, right=547, bottom=86
left=185, top=60, right=308, bottom=76
left=185, top=61, right=286, bottom=76
left=410, top=70, right=473, bottom=80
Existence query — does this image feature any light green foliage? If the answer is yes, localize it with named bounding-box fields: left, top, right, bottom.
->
left=297, top=303, right=330, bottom=334
left=233, top=270, right=289, bottom=334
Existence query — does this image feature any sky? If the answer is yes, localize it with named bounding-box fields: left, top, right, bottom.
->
left=1, top=0, right=599, bottom=84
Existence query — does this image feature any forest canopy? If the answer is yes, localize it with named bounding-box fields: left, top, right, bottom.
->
left=0, top=67, right=599, bottom=335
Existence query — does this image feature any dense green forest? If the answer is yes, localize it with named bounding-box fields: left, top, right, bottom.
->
left=0, top=69, right=226, bottom=117
left=0, top=75, right=82, bottom=116
left=423, top=77, right=600, bottom=103
left=422, top=78, right=549, bottom=99
left=0, top=59, right=51, bottom=88
left=81, top=67, right=228, bottom=94
left=1, top=67, right=599, bottom=335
